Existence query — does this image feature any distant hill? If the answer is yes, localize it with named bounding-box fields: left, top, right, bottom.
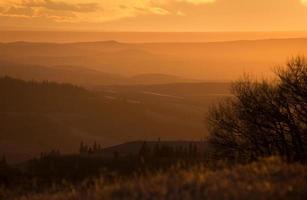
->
left=1, top=38, right=307, bottom=81
left=0, top=62, right=127, bottom=86
left=0, top=62, right=199, bottom=86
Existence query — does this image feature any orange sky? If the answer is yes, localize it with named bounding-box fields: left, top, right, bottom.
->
left=1, top=0, right=307, bottom=31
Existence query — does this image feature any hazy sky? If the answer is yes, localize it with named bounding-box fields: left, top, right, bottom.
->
left=1, top=0, right=307, bottom=31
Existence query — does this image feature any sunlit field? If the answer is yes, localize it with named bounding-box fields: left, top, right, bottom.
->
left=1, top=157, right=305, bottom=200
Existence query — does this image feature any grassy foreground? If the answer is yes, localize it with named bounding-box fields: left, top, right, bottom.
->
left=5, top=157, right=307, bottom=200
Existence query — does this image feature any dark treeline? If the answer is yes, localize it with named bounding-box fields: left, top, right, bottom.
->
left=79, top=141, right=202, bottom=158
left=138, top=141, right=201, bottom=160
left=79, top=141, right=103, bottom=154
left=207, top=56, right=307, bottom=162
left=0, top=140, right=206, bottom=191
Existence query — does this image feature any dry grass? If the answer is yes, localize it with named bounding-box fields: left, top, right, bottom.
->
left=9, top=157, right=307, bottom=200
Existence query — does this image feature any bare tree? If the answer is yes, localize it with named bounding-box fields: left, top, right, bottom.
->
left=207, top=56, right=307, bottom=162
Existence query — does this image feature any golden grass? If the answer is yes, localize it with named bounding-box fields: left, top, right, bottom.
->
left=10, top=157, right=307, bottom=200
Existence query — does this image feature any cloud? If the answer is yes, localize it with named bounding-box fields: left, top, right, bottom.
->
left=0, top=0, right=101, bottom=22
left=0, top=0, right=215, bottom=23
left=175, top=0, right=215, bottom=4
left=35, top=8, right=77, bottom=22
left=1, top=0, right=307, bottom=30
left=134, top=6, right=171, bottom=16
left=150, top=0, right=215, bottom=5
left=21, top=0, right=100, bottom=13
left=3, top=6, right=35, bottom=17
left=0, top=0, right=175, bottom=23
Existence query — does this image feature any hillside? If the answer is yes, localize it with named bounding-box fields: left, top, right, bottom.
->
left=0, top=77, right=230, bottom=163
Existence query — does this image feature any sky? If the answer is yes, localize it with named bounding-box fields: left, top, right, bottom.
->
left=1, top=0, right=307, bottom=31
